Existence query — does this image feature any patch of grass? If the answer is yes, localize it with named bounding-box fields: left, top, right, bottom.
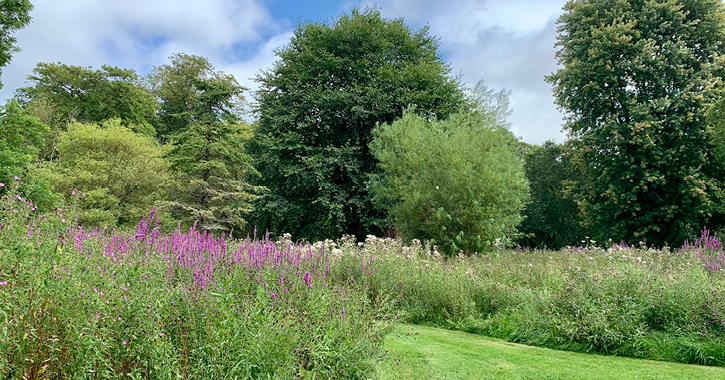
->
left=376, top=324, right=725, bottom=380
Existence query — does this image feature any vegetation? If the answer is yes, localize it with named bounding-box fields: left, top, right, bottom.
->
left=34, top=119, right=168, bottom=227
left=370, top=110, right=528, bottom=254
left=377, top=324, right=725, bottom=380
left=547, top=0, right=725, bottom=247
left=518, top=141, right=585, bottom=250
left=250, top=8, right=466, bottom=241
left=7, top=2, right=725, bottom=378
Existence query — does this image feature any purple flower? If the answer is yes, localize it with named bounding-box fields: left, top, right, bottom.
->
left=13, top=176, right=19, bottom=181
left=0, top=281, right=7, bottom=286
left=122, top=340, right=127, bottom=345
left=0, top=183, right=4, bottom=187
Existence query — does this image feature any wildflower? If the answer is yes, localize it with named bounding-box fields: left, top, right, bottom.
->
left=61, top=218, right=66, bottom=223
left=0, top=281, right=7, bottom=286
left=0, top=183, right=4, bottom=187
left=13, top=176, right=19, bottom=181
left=122, top=340, right=127, bottom=345
left=72, top=189, right=76, bottom=195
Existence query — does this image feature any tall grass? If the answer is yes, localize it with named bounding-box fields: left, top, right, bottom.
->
left=0, top=179, right=392, bottom=379
left=331, top=235, right=725, bottom=366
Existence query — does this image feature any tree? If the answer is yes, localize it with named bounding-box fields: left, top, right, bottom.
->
left=36, top=119, right=168, bottom=227
left=370, top=110, right=528, bottom=255
left=250, top=8, right=466, bottom=241
left=157, top=59, right=260, bottom=236
left=0, top=100, right=56, bottom=209
left=144, top=53, right=244, bottom=143
left=16, top=63, right=158, bottom=154
left=517, top=141, right=585, bottom=249
left=0, top=0, right=32, bottom=88
left=546, top=0, right=725, bottom=247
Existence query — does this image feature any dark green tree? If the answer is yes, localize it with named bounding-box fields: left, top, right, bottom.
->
left=251, top=8, right=466, bottom=241
left=160, top=64, right=260, bottom=236
left=16, top=62, right=158, bottom=158
left=517, top=141, right=585, bottom=250
left=0, top=0, right=32, bottom=88
left=546, top=0, right=725, bottom=247
left=370, top=110, right=528, bottom=255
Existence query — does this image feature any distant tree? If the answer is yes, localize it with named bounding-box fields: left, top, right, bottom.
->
left=518, top=141, right=585, bottom=249
left=144, top=53, right=245, bottom=143
left=370, top=110, right=528, bottom=255
left=36, top=119, right=168, bottom=227
left=0, top=0, right=32, bottom=88
left=159, top=66, right=260, bottom=236
left=251, top=8, right=466, bottom=241
left=546, top=0, right=725, bottom=247
left=16, top=63, right=158, bottom=160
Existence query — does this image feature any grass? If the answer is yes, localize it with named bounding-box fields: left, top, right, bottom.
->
left=376, top=324, right=725, bottom=380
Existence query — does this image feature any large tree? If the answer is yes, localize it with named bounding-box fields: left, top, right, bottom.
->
left=155, top=57, right=260, bottom=236
left=144, top=53, right=245, bottom=143
left=547, top=0, right=725, bottom=247
left=251, top=8, right=466, bottom=241
left=0, top=0, right=32, bottom=88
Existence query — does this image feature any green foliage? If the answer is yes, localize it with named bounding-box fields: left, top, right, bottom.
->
left=370, top=110, right=528, bottom=255
left=546, top=0, right=725, bottom=247
left=35, top=119, right=168, bottom=227
left=0, top=0, right=32, bottom=89
left=250, top=7, right=466, bottom=241
left=145, top=53, right=245, bottom=142
left=158, top=60, right=260, bottom=236
left=16, top=62, right=158, bottom=155
left=518, top=141, right=585, bottom=249
left=0, top=100, right=56, bottom=210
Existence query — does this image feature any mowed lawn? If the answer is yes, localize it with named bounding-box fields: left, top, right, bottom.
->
left=376, top=325, right=725, bottom=380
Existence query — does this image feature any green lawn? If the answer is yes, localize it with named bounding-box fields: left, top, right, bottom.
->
left=375, top=325, right=725, bottom=380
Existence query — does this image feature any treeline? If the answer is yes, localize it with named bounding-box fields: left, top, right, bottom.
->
left=4, top=3, right=725, bottom=252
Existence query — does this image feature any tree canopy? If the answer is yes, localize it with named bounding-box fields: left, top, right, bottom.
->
left=547, top=0, right=725, bottom=247
left=250, top=7, right=466, bottom=241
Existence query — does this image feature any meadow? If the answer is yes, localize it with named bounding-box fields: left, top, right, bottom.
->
left=2, top=178, right=725, bottom=378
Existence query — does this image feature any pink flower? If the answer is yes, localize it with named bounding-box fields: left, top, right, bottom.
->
left=12, top=210, right=17, bottom=214
left=61, top=218, right=66, bottom=223
left=13, top=176, right=19, bottom=181
left=122, top=340, right=127, bottom=345
left=72, top=189, right=76, bottom=195
left=0, top=281, right=7, bottom=286
left=0, top=183, right=4, bottom=187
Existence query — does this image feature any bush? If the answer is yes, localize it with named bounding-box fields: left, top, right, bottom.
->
left=370, top=110, right=529, bottom=255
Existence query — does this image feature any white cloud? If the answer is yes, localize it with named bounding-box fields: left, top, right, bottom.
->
left=351, top=0, right=569, bottom=143
left=0, top=0, right=286, bottom=101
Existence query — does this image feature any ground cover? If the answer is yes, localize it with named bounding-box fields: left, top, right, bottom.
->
left=376, top=324, right=725, bottom=380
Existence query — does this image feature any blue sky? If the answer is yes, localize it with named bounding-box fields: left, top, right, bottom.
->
left=0, top=0, right=568, bottom=144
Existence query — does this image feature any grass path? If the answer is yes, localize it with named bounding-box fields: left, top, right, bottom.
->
left=375, top=324, right=725, bottom=380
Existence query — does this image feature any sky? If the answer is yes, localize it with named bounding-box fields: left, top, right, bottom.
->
left=0, top=0, right=568, bottom=144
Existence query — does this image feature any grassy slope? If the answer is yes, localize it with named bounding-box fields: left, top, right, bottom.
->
left=375, top=325, right=725, bottom=380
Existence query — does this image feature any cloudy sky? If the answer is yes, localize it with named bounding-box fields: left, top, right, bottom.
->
left=0, top=0, right=568, bottom=144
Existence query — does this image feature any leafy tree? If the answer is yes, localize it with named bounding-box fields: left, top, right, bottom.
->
left=546, top=0, right=725, bottom=247
left=158, top=62, right=260, bottom=236
left=16, top=62, right=158, bottom=158
left=145, top=53, right=244, bottom=143
left=251, top=8, right=466, bottom=241
left=518, top=141, right=585, bottom=249
left=36, top=119, right=168, bottom=227
left=0, top=0, right=32, bottom=88
left=370, top=110, right=528, bottom=255
left=0, top=100, right=55, bottom=208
